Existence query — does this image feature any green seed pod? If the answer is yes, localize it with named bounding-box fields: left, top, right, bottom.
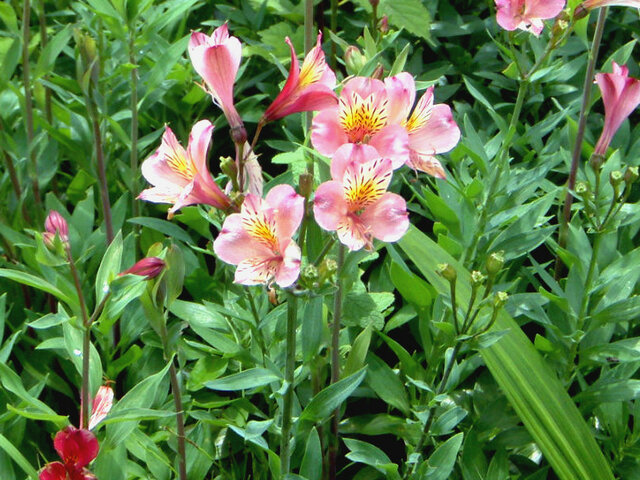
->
left=471, top=270, right=486, bottom=286
left=437, top=263, right=457, bottom=282
left=486, top=251, right=505, bottom=276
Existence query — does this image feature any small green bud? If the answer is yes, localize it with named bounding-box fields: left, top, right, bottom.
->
left=590, top=153, right=605, bottom=172
left=220, top=156, right=237, bottom=179
left=344, top=46, right=366, bottom=74
left=299, top=172, right=314, bottom=199
left=575, top=181, right=588, bottom=195
left=437, top=263, right=457, bottom=282
left=624, top=166, right=639, bottom=184
left=301, top=265, right=319, bottom=282
left=471, top=270, right=486, bottom=286
left=371, top=64, right=384, bottom=80
left=610, top=170, right=624, bottom=187
left=486, top=251, right=504, bottom=276
left=494, top=291, right=508, bottom=308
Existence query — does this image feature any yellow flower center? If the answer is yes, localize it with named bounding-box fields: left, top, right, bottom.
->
left=242, top=205, right=279, bottom=252
left=338, top=93, right=388, bottom=143
left=167, top=151, right=197, bottom=181
left=343, top=159, right=392, bottom=213
left=299, top=56, right=323, bottom=88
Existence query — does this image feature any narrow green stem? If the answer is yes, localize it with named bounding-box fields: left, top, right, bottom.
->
left=328, top=244, right=345, bottom=480
left=408, top=342, right=462, bottom=478
left=22, top=0, right=42, bottom=210
left=246, top=288, right=268, bottom=365
left=129, top=30, right=140, bottom=221
left=371, top=2, right=378, bottom=41
left=66, top=245, right=90, bottom=428
left=38, top=0, right=52, bottom=125
left=556, top=8, right=608, bottom=276
left=280, top=294, right=298, bottom=478
left=169, top=361, right=188, bottom=480
left=461, top=277, right=494, bottom=334
left=88, top=102, right=114, bottom=244
left=579, top=233, right=602, bottom=327
left=449, top=280, right=460, bottom=334
left=313, top=238, right=336, bottom=266
left=329, top=0, right=337, bottom=70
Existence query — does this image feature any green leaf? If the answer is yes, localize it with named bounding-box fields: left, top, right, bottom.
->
left=128, top=217, right=193, bottom=244
left=95, top=231, right=123, bottom=301
left=0, top=269, right=75, bottom=306
left=399, top=226, right=614, bottom=480
left=34, top=25, right=73, bottom=79
left=0, top=433, right=38, bottom=479
left=300, top=428, right=322, bottom=480
left=381, top=0, right=431, bottom=40
left=344, top=326, right=372, bottom=378
left=424, top=432, right=463, bottom=480
left=366, top=354, right=410, bottom=415
left=300, top=369, right=367, bottom=423
left=344, top=438, right=400, bottom=478
left=205, top=368, right=281, bottom=391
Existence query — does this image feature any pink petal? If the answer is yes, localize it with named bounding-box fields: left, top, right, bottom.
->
left=368, top=124, right=410, bottom=168
left=88, top=386, right=114, bottom=430
left=329, top=143, right=380, bottom=181
left=384, top=72, right=415, bottom=124
left=263, top=36, right=301, bottom=121
left=137, top=185, right=183, bottom=204
left=39, top=462, right=67, bottom=480
left=313, top=181, right=348, bottom=231
left=526, top=0, right=565, bottom=19
left=187, top=120, right=214, bottom=173
left=214, top=213, right=273, bottom=265
left=264, top=184, right=304, bottom=240
left=234, top=257, right=280, bottom=286
left=359, top=192, right=409, bottom=243
left=141, top=127, right=192, bottom=188
left=342, top=76, right=387, bottom=99
left=311, top=107, right=349, bottom=156
left=54, top=426, right=99, bottom=469
left=407, top=151, right=447, bottom=178
left=274, top=240, right=302, bottom=287
left=336, top=215, right=372, bottom=251
left=409, top=104, right=461, bottom=155
left=495, top=0, right=523, bottom=31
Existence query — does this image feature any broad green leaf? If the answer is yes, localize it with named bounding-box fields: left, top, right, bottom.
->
left=366, top=354, right=410, bottom=415
left=424, top=432, right=463, bottom=480
left=381, top=0, right=431, bottom=40
left=300, top=369, right=367, bottom=423
left=344, top=326, right=372, bottom=377
left=205, top=368, right=281, bottom=391
left=300, top=428, right=322, bottom=480
left=0, top=433, right=38, bottom=479
left=302, top=296, right=324, bottom=362
left=399, top=226, right=614, bottom=480
left=0, top=269, right=75, bottom=306
left=344, top=438, right=400, bottom=479
left=128, top=217, right=193, bottom=244
left=95, top=231, right=123, bottom=301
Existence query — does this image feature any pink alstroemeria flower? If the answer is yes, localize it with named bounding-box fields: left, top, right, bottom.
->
left=214, top=185, right=304, bottom=287
left=188, top=24, right=244, bottom=132
left=138, top=120, right=231, bottom=218
left=495, top=0, right=565, bottom=36
left=384, top=73, right=460, bottom=178
left=594, top=62, right=640, bottom=156
left=88, top=385, right=114, bottom=430
left=576, top=0, right=640, bottom=17
left=312, top=76, right=410, bottom=167
left=263, top=33, right=337, bottom=122
left=313, top=145, right=409, bottom=251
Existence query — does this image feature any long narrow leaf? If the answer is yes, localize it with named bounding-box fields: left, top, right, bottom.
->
left=399, top=226, right=614, bottom=480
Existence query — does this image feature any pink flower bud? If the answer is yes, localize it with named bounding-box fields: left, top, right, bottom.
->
left=119, top=257, right=165, bottom=279
left=45, top=211, right=69, bottom=241
left=89, top=385, right=114, bottom=430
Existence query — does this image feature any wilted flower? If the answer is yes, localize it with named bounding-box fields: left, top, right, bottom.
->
left=495, top=0, right=566, bottom=36
left=88, top=385, right=114, bottom=430
left=119, top=257, right=166, bottom=280
left=594, top=62, right=640, bottom=156
left=138, top=120, right=231, bottom=218
left=188, top=24, right=245, bottom=133
left=312, top=76, right=410, bottom=166
left=214, top=185, right=304, bottom=287
left=262, top=33, right=337, bottom=122
left=384, top=72, right=460, bottom=178
left=313, top=144, right=409, bottom=251
left=39, top=426, right=99, bottom=480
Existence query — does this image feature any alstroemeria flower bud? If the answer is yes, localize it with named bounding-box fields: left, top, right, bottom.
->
left=45, top=211, right=69, bottom=242
left=119, top=257, right=165, bottom=280
left=576, top=0, right=640, bottom=19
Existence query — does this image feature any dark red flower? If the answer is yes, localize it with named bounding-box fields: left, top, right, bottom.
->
left=119, top=257, right=166, bottom=280
left=54, top=426, right=99, bottom=469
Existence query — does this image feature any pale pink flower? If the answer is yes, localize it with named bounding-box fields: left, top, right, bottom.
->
left=495, top=0, right=565, bottom=36
left=313, top=145, right=409, bottom=251
left=311, top=76, right=410, bottom=167
left=138, top=120, right=231, bottom=218
left=576, top=0, right=640, bottom=17
left=214, top=185, right=304, bottom=288
left=88, top=385, right=114, bottom=430
left=384, top=73, right=460, bottom=178
left=188, top=24, right=244, bottom=131
left=263, top=33, right=337, bottom=122
left=594, top=62, right=640, bottom=156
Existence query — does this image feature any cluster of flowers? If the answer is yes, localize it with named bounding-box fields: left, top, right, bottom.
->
left=138, top=25, right=461, bottom=288
left=494, top=0, right=640, bottom=156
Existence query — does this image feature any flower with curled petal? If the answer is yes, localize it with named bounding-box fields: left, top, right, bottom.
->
left=313, top=144, right=409, bottom=251
left=214, top=185, right=304, bottom=287
left=138, top=120, right=231, bottom=218
left=384, top=72, right=460, bottom=178
left=188, top=24, right=244, bottom=132
left=39, top=426, right=99, bottom=480
left=594, top=62, right=640, bottom=156
left=263, top=32, right=337, bottom=122
left=495, top=0, right=565, bottom=36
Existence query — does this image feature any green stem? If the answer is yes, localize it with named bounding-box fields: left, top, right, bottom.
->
left=38, top=0, right=52, bottom=125
left=407, top=342, right=462, bottom=478
left=66, top=245, right=90, bottom=428
left=169, top=361, right=188, bottom=480
left=129, top=29, right=140, bottom=221
left=449, top=279, right=460, bottom=334
left=88, top=102, right=114, bottom=245
left=280, top=294, right=298, bottom=478
left=578, top=233, right=602, bottom=326
left=328, top=244, right=345, bottom=480
left=556, top=8, right=608, bottom=276
left=329, top=0, right=337, bottom=70
left=22, top=0, right=42, bottom=210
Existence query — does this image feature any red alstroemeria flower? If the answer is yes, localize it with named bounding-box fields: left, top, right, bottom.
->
left=119, top=257, right=166, bottom=280
left=188, top=23, right=244, bottom=131
left=138, top=120, right=231, bottom=218
left=263, top=32, right=337, bottom=122
left=594, top=62, right=640, bottom=156
left=313, top=144, right=409, bottom=251
left=311, top=76, right=410, bottom=167
left=40, top=426, right=99, bottom=480
left=214, top=185, right=304, bottom=287
left=495, top=0, right=565, bottom=36
left=384, top=72, right=460, bottom=178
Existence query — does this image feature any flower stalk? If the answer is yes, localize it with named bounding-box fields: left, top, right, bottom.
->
left=280, top=293, right=298, bottom=478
